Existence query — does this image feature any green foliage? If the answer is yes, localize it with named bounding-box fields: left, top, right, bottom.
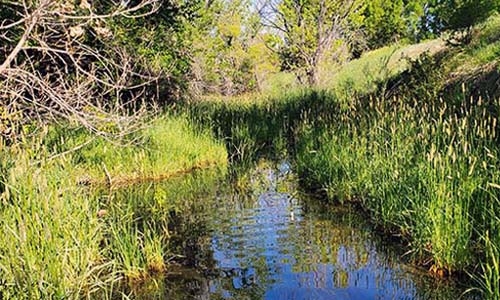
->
left=189, top=0, right=279, bottom=95
left=362, top=0, right=426, bottom=48
left=276, top=0, right=365, bottom=85
left=426, top=0, right=500, bottom=31
left=108, top=0, right=205, bottom=102
left=363, top=0, right=405, bottom=47
left=0, top=115, right=227, bottom=297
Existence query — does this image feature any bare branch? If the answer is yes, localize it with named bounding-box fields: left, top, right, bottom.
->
left=55, top=0, right=162, bottom=20
left=0, top=17, right=27, bottom=30
left=0, top=0, right=162, bottom=139
left=0, top=0, right=49, bottom=74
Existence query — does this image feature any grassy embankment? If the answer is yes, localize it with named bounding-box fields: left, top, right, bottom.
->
left=0, top=115, right=227, bottom=298
left=188, top=15, right=500, bottom=298
left=325, top=39, right=445, bottom=98
left=295, top=16, right=500, bottom=298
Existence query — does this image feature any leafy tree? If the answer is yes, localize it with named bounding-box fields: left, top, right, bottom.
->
left=189, top=0, right=279, bottom=95
left=426, top=0, right=500, bottom=32
left=362, top=0, right=426, bottom=49
left=108, top=0, right=205, bottom=102
left=363, top=0, right=405, bottom=48
left=404, top=0, right=427, bottom=40
left=261, top=0, right=365, bottom=85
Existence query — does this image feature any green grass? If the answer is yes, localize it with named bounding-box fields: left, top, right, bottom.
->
left=259, top=72, right=299, bottom=97
left=480, top=230, right=500, bottom=299
left=447, top=14, right=500, bottom=73
left=0, top=114, right=227, bottom=298
left=323, top=39, right=445, bottom=100
left=294, top=92, right=500, bottom=293
left=0, top=150, right=104, bottom=298
left=327, top=44, right=401, bottom=95
left=41, top=115, right=227, bottom=184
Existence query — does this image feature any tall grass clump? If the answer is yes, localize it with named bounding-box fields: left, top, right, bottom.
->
left=42, top=114, right=227, bottom=184
left=0, top=145, right=103, bottom=298
left=474, top=183, right=500, bottom=299
left=0, top=114, right=228, bottom=298
left=295, top=93, right=500, bottom=281
left=94, top=169, right=225, bottom=298
left=478, top=225, right=500, bottom=299
left=187, top=90, right=340, bottom=165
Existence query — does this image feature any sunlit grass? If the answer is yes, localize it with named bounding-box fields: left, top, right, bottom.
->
left=295, top=93, right=500, bottom=291
left=0, top=150, right=104, bottom=298
left=442, top=14, right=500, bottom=77
left=41, top=114, right=228, bottom=185
left=0, top=114, right=227, bottom=298
left=323, top=39, right=445, bottom=99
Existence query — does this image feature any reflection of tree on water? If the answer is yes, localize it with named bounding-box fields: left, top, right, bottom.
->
left=123, top=161, right=471, bottom=299
left=164, top=268, right=211, bottom=300
left=193, top=160, right=416, bottom=299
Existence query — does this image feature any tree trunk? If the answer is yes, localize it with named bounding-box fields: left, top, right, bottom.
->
left=306, top=64, right=319, bottom=86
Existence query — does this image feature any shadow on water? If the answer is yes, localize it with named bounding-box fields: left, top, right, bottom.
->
left=110, top=159, right=474, bottom=299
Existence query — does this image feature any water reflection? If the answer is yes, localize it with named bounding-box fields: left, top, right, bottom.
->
left=185, top=161, right=412, bottom=300
left=128, top=160, right=470, bottom=299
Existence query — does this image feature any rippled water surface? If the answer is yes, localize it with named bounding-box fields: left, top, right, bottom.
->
left=129, top=160, right=470, bottom=299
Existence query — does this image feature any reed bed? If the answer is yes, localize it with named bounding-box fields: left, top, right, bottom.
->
left=295, top=94, right=500, bottom=298
left=0, top=114, right=227, bottom=298
left=187, top=89, right=340, bottom=165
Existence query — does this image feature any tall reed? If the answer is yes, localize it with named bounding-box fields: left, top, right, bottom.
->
left=0, top=114, right=227, bottom=298
left=295, top=93, right=500, bottom=288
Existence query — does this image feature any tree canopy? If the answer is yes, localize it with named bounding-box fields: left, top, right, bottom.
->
left=426, top=0, right=500, bottom=31
left=260, top=0, right=365, bottom=85
left=1, top=0, right=498, bottom=135
left=362, top=0, right=427, bottom=48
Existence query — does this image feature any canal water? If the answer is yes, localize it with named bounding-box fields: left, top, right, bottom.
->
left=123, top=160, right=471, bottom=299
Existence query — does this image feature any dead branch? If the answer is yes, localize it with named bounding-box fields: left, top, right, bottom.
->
left=0, top=0, right=162, bottom=140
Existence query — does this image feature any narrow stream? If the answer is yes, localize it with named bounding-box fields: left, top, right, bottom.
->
left=123, top=160, right=471, bottom=299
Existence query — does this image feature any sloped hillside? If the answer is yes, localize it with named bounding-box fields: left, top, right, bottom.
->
left=329, top=14, right=500, bottom=102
